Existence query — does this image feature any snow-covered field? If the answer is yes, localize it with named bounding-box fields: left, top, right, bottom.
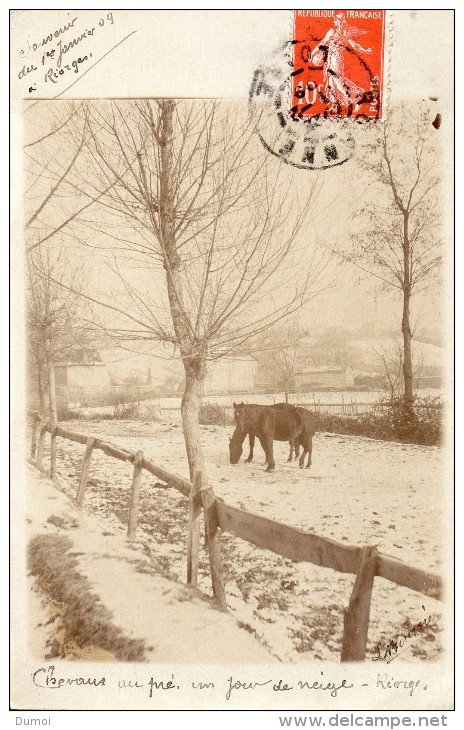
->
left=26, top=468, right=273, bottom=664
left=37, top=417, right=445, bottom=663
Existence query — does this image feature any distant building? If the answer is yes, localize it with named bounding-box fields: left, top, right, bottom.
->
left=294, top=365, right=355, bottom=390
left=204, top=357, right=257, bottom=394
left=54, top=362, right=111, bottom=389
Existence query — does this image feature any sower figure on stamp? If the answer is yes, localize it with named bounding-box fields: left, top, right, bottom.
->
left=310, top=12, right=372, bottom=113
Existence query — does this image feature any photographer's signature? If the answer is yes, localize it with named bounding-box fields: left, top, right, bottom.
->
left=373, top=606, right=442, bottom=663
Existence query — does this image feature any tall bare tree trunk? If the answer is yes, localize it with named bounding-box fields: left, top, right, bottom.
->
left=158, top=100, right=207, bottom=481
left=401, top=213, right=414, bottom=415
left=36, top=351, right=46, bottom=414
left=182, top=367, right=206, bottom=481
left=46, top=332, right=57, bottom=477
left=402, top=289, right=413, bottom=406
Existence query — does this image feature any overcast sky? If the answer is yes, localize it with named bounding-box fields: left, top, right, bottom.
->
left=24, top=95, right=445, bottom=368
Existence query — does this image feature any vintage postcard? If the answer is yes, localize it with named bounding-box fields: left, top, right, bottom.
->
left=10, top=8, right=454, bottom=714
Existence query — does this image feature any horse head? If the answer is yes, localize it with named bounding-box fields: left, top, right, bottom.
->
left=232, top=401, right=247, bottom=430
left=229, top=429, right=244, bottom=464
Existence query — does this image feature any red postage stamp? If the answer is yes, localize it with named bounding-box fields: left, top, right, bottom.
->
left=292, top=9, right=386, bottom=119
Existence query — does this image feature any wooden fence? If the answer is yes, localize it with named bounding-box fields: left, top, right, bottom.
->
left=29, top=412, right=442, bottom=663
left=297, top=401, right=442, bottom=417
left=161, top=400, right=442, bottom=418
left=303, top=402, right=390, bottom=416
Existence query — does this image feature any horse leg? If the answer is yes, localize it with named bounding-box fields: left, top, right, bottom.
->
left=246, top=433, right=255, bottom=463
left=263, top=435, right=275, bottom=472
left=256, top=435, right=268, bottom=466
left=288, top=418, right=301, bottom=462
left=306, top=437, right=313, bottom=469
left=295, top=419, right=304, bottom=461
left=299, top=437, right=307, bottom=469
left=289, top=437, right=300, bottom=461
left=287, top=440, right=294, bottom=462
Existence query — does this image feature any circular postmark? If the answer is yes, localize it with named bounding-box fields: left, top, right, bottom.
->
left=249, top=38, right=380, bottom=171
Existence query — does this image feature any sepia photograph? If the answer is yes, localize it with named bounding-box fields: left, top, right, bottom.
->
left=10, top=7, right=454, bottom=714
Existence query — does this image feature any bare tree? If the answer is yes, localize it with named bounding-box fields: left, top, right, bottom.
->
left=27, top=244, right=91, bottom=475
left=252, top=320, right=308, bottom=402
left=372, top=336, right=427, bottom=408
left=42, top=99, right=329, bottom=479
left=342, top=104, right=441, bottom=415
left=371, top=340, right=404, bottom=406
left=24, top=102, right=89, bottom=252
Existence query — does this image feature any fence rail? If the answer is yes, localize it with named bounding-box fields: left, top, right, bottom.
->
left=298, top=401, right=443, bottom=416
left=305, top=402, right=390, bottom=415
left=28, top=411, right=442, bottom=662
left=161, top=400, right=442, bottom=417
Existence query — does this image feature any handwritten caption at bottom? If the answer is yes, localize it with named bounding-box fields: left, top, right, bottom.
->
left=32, top=666, right=428, bottom=700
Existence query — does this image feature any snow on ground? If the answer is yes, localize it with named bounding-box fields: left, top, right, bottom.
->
left=34, top=417, right=445, bottom=664
left=27, top=467, right=273, bottom=663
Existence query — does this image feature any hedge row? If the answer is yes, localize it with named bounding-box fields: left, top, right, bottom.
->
left=316, top=397, right=442, bottom=446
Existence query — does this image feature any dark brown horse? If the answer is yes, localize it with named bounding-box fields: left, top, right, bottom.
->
left=229, top=402, right=316, bottom=470
left=234, top=402, right=299, bottom=463
left=229, top=403, right=303, bottom=471
left=273, top=403, right=317, bottom=468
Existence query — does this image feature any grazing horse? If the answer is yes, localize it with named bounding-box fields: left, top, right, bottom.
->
left=261, top=402, right=317, bottom=468
left=230, top=402, right=316, bottom=470
left=234, top=402, right=298, bottom=463
left=229, top=403, right=303, bottom=472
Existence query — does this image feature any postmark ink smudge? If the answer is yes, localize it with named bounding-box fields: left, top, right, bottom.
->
left=249, top=9, right=386, bottom=171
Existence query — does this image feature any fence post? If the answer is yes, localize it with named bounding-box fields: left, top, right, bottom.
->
left=187, top=470, right=202, bottom=586
left=200, top=477, right=227, bottom=611
left=30, top=413, right=39, bottom=461
left=76, top=437, right=96, bottom=506
left=35, top=419, right=49, bottom=470
left=341, top=545, right=378, bottom=662
left=127, top=450, right=144, bottom=540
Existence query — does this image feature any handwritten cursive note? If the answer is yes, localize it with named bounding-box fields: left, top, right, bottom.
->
left=30, top=666, right=432, bottom=705
left=15, top=11, right=135, bottom=98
